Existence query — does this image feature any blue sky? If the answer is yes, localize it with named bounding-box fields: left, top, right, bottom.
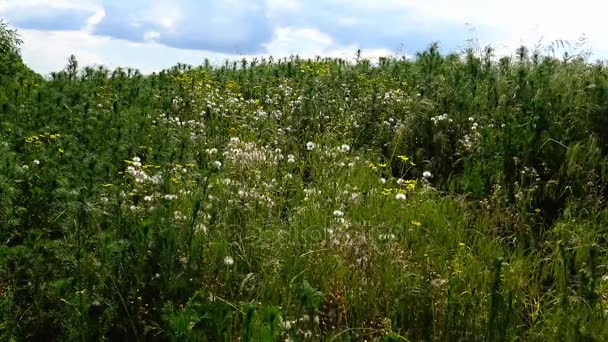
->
left=0, top=0, right=604, bottom=74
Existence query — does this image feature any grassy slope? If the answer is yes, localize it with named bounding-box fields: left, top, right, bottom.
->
left=1, top=46, right=608, bottom=340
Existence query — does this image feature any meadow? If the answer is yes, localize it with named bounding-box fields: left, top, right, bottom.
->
left=1, top=23, right=608, bottom=340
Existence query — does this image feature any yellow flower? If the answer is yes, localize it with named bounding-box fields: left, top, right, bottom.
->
left=405, top=179, right=417, bottom=191
left=397, top=155, right=415, bottom=166
left=411, top=220, right=421, bottom=227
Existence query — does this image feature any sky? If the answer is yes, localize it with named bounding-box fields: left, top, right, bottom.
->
left=0, top=0, right=605, bottom=75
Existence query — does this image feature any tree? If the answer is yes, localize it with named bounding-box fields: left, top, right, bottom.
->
left=0, top=20, right=24, bottom=78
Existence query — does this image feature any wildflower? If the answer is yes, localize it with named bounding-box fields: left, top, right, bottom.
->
left=287, top=154, right=295, bottom=163
left=395, top=193, right=406, bottom=200
left=206, top=147, right=218, bottom=155
left=224, top=256, right=234, bottom=266
left=133, top=156, right=141, bottom=163
left=333, top=210, right=344, bottom=217
left=32, top=159, right=40, bottom=165
left=213, top=160, right=222, bottom=168
left=164, top=194, right=177, bottom=200
left=100, top=197, right=109, bottom=203
left=379, top=177, right=387, bottom=184
left=397, top=155, right=415, bottom=166
left=423, top=171, right=432, bottom=178
left=306, top=141, right=316, bottom=151
left=230, top=137, right=240, bottom=144
left=468, top=117, right=474, bottom=122
left=411, top=220, right=421, bottom=227
left=397, top=178, right=404, bottom=185
left=405, top=179, right=417, bottom=191
left=195, top=223, right=207, bottom=234
left=144, top=196, right=153, bottom=202
left=340, top=144, right=350, bottom=152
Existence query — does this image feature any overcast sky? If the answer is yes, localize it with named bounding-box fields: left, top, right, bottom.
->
left=0, top=0, right=604, bottom=74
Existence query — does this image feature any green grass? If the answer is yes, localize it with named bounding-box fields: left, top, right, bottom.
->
left=1, top=26, right=608, bottom=340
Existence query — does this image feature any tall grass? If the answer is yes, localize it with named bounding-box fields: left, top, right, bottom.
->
left=1, top=37, right=608, bottom=340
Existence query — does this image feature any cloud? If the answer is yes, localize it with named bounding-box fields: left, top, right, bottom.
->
left=0, top=0, right=100, bottom=30
left=263, top=26, right=393, bottom=61
left=93, top=0, right=273, bottom=53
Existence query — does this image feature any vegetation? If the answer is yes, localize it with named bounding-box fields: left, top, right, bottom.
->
left=1, top=22, right=608, bottom=340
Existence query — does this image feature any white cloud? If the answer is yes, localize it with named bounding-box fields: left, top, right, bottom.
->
left=263, top=26, right=392, bottom=62
left=0, top=0, right=100, bottom=12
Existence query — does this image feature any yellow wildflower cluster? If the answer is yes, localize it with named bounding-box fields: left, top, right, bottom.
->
left=25, top=132, right=61, bottom=144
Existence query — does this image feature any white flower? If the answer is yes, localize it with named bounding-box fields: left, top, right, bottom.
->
left=379, top=177, right=387, bottom=184
left=32, top=159, right=40, bottom=165
left=213, top=160, right=222, bottom=168
left=206, top=147, right=218, bottom=155
left=423, top=171, right=432, bottom=178
left=396, top=178, right=404, bottom=185
left=22, top=165, right=29, bottom=170
left=468, top=117, right=474, bottom=122
left=133, top=161, right=142, bottom=168
left=333, top=210, right=344, bottom=217
left=230, top=137, right=240, bottom=144
left=306, top=141, right=316, bottom=151
left=395, top=193, right=406, bottom=200
left=224, top=256, right=234, bottom=266
left=144, top=196, right=153, bottom=202
left=287, top=154, right=295, bottom=163
left=340, top=144, right=350, bottom=152
left=133, top=156, right=141, bottom=163
left=100, top=197, right=109, bottom=203
left=163, top=194, right=177, bottom=200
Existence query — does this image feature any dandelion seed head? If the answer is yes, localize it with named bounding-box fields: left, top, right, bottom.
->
left=224, top=256, right=234, bottom=266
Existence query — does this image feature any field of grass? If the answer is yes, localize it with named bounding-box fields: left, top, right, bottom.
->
left=1, top=24, right=608, bottom=340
